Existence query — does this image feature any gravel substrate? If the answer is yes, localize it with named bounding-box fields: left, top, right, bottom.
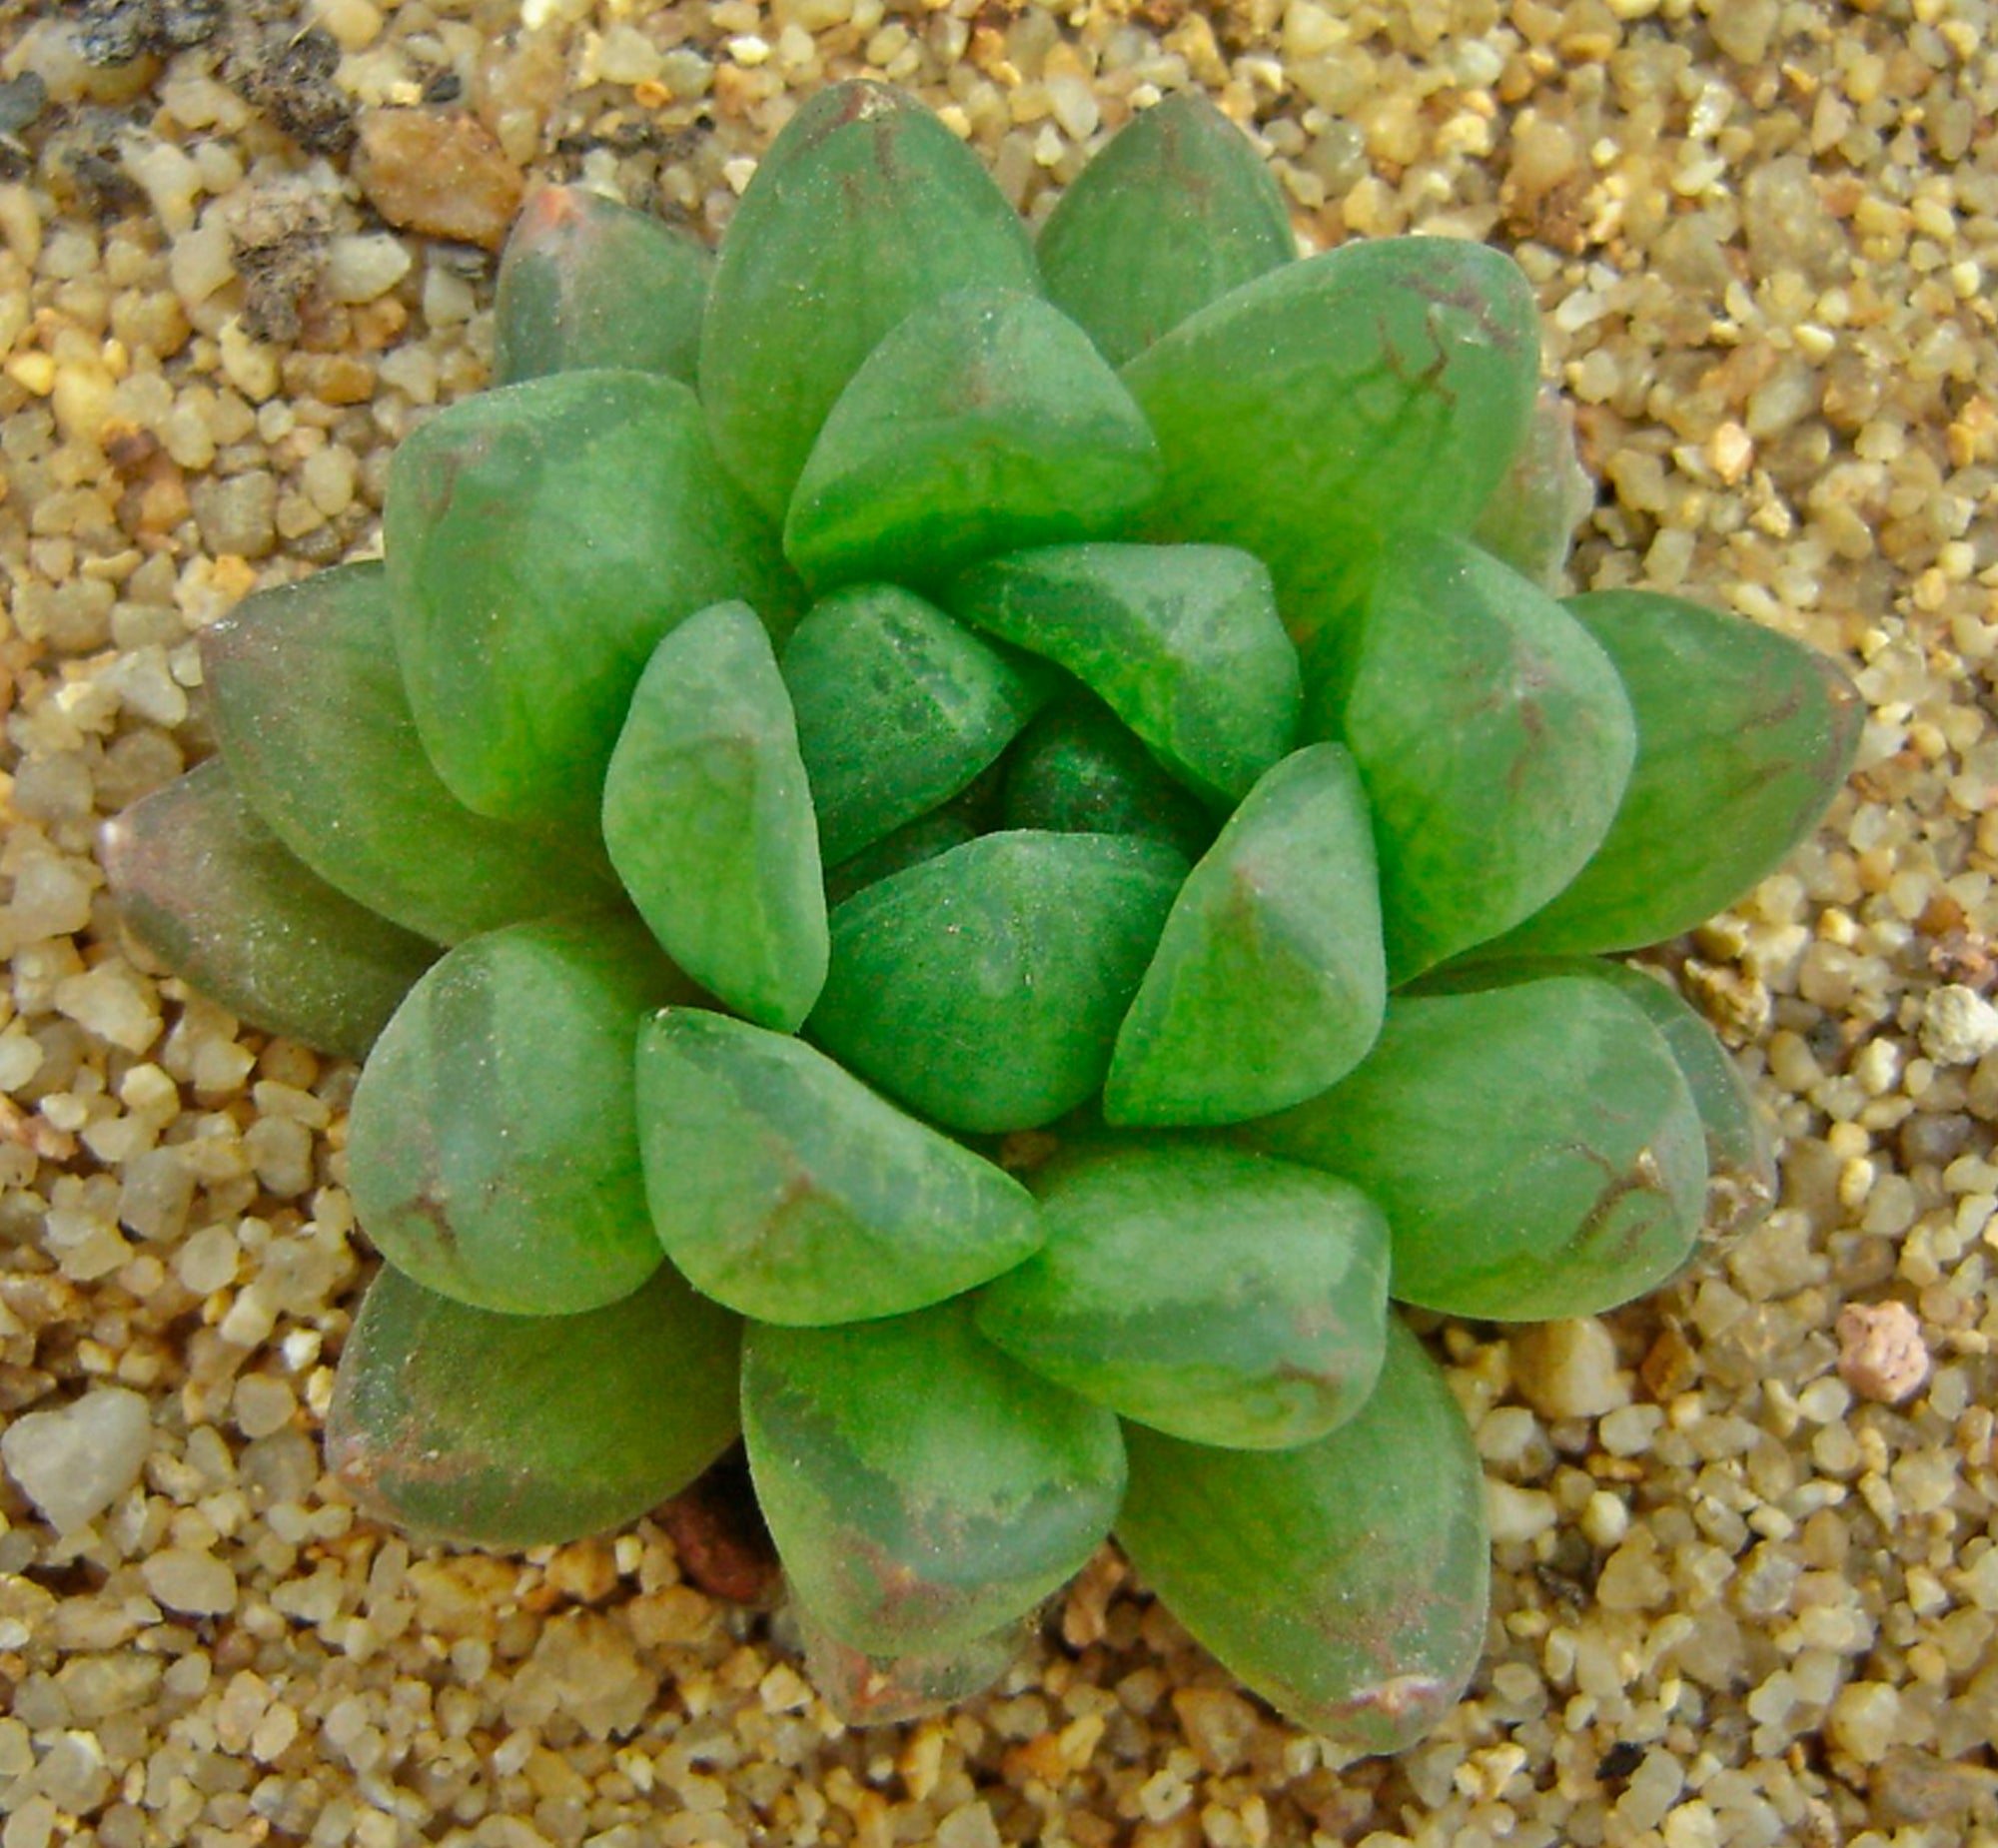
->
left=2, top=0, right=1996, bottom=1843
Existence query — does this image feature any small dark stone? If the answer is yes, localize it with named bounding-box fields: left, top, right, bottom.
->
left=0, top=72, right=48, bottom=139
left=421, top=69, right=463, bottom=104
left=73, top=0, right=223, bottom=64
left=225, top=13, right=356, bottom=156
left=1595, top=1740, right=1646, bottom=1782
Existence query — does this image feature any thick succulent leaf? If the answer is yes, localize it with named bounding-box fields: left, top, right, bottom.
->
left=1001, top=698, right=1216, bottom=861
left=974, top=1141, right=1390, bottom=1449
left=634, top=1008, right=1043, bottom=1325
left=1116, top=1315, right=1489, bottom=1758
left=494, top=184, right=711, bottom=387
left=823, top=811, right=979, bottom=908
left=1123, top=237, right=1540, bottom=601
left=1247, top=976, right=1707, bottom=1320
left=1481, top=588, right=1863, bottom=957
left=1315, top=534, right=1636, bottom=984
left=327, top=1261, right=741, bottom=1549
left=1419, top=954, right=1775, bottom=1241
left=701, top=80, right=1039, bottom=521
left=742, top=1299, right=1125, bottom=1655
left=603, top=602, right=827, bottom=1032
left=348, top=914, right=689, bottom=1316
left=810, top=831, right=1187, bottom=1134
left=785, top=290, right=1162, bottom=592
left=101, top=758, right=436, bottom=1061
left=202, top=561, right=611, bottom=945
left=385, top=370, right=793, bottom=834
left=1037, top=91, right=1296, bottom=368
left=949, top=542, right=1300, bottom=808
left=1105, top=744, right=1384, bottom=1126
left=797, top=1603, right=1028, bottom=1727
left=1470, top=385, right=1595, bottom=589
left=782, top=582, right=1053, bottom=866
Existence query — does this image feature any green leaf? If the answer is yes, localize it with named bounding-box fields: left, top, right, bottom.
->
left=1037, top=91, right=1295, bottom=368
left=1247, top=976, right=1707, bottom=1320
left=635, top=1008, right=1043, bottom=1326
left=784, top=290, right=1162, bottom=592
left=823, top=810, right=980, bottom=908
left=974, top=1140, right=1389, bottom=1449
left=796, top=1603, right=1028, bottom=1727
left=782, top=582, right=1052, bottom=867
left=948, top=541, right=1299, bottom=809
left=327, top=1261, right=741, bottom=1549
left=1124, top=236, right=1540, bottom=601
left=1105, top=743, right=1385, bottom=1126
left=494, top=184, right=711, bottom=387
left=202, top=560, right=611, bottom=945
left=602, top=602, right=827, bottom=1032
left=1001, top=698, right=1216, bottom=861
left=1116, top=1315, right=1489, bottom=1758
left=348, top=914, right=690, bottom=1316
left=742, top=1299, right=1125, bottom=1655
left=101, top=758, right=436, bottom=1061
left=1417, top=953, right=1775, bottom=1242
left=385, top=370, right=793, bottom=834
left=1469, top=385, right=1595, bottom=590
left=1481, top=588, right=1863, bottom=956
left=1315, top=534, right=1636, bottom=983
left=810, top=831, right=1187, bottom=1134
left=701, top=79, right=1039, bottom=522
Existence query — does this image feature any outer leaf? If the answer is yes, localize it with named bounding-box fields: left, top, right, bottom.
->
left=974, top=1141, right=1390, bottom=1449
left=202, top=561, right=610, bottom=945
left=603, top=602, right=827, bottom=1032
left=1469, top=385, right=1595, bottom=589
left=810, top=831, right=1187, bottom=1134
left=782, top=583, right=1052, bottom=866
left=1037, top=91, right=1296, bottom=368
left=348, top=914, right=689, bottom=1316
left=742, top=1299, right=1125, bottom=1655
left=797, top=1604, right=1029, bottom=1728
left=326, top=1261, right=741, bottom=1549
left=385, top=370, right=793, bottom=834
left=101, top=758, right=435, bottom=1061
left=784, top=290, right=1161, bottom=592
left=1247, top=976, right=1707, bottom=1320
left=1482, top=588, right=1863, bottom=956
left=1116, top=1316, right=1489, bottom=1758
left=1418, top=954, right=1775, bottom=1241
left=948, top=542, right=1300, bottom=809
left=494, top=184, right=711, bottom=387
left=1105, top=743, right=1385, bottom=1126
left=1001, top=698, right=1215, bottom=860
left=1124, top=237, right=1540, bottom=600
left=701, top=80, right=1039, bottom=521
left=1319, top=534, right=1636, bottom=983
left=635, top=1008, right=1043, bottom=1326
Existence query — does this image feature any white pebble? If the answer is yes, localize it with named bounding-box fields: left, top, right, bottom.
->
left=0, top=1386, right=153, bottom=1533
left=1919, top=984, right=1998, bottom=1065
left=323, top=234, right=414, bottom=304
left=142, top=1546, right=239, bottom=1616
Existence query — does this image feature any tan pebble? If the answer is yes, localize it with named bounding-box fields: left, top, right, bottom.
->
left=1170, top=1684, right=1259, bottom=1775
left=1835, top=1300, right=1929, bottom=1402
left=283, top=350, right=376, bottom=406
left=1871, top=1746, right=1998, bottom=1824
left=1511, top=1320, right=1631, bottom=1420
left=354, top=110, right=525, bottom=251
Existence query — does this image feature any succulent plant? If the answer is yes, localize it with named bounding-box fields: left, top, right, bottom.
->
left=103, top=81, right=1861, bottom=1755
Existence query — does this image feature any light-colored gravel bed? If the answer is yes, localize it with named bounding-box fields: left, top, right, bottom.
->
left=1, top=0, right=1996, bottom=1843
